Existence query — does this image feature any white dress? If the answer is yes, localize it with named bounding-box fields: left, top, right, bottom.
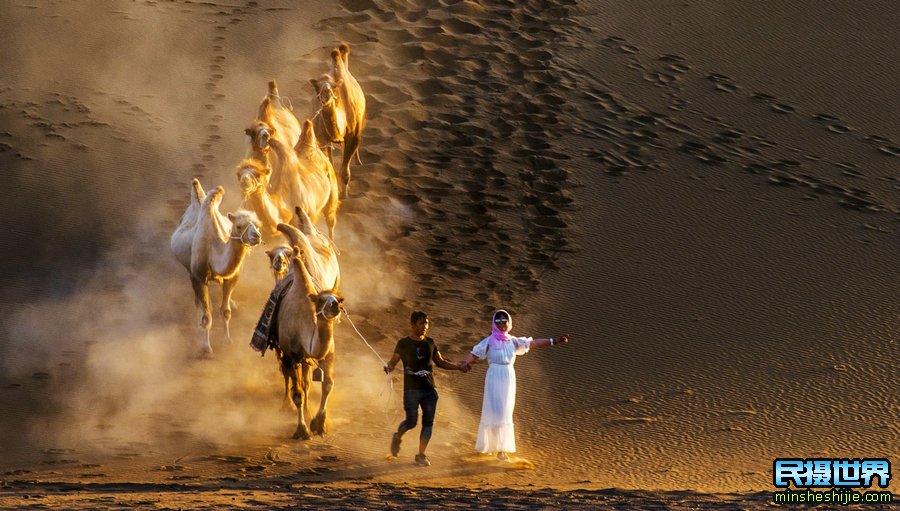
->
left=471, top=335, right=533, bottom=453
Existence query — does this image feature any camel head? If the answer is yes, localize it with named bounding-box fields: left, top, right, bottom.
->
left=309, top=289, right=344, bottom=321
left=310, top=76, right=342, bottom=109
left=227, top=210, right=262, bottom=247
left=245, top=121, right=277, bottom=150
left=313, top=287, right=343, bottom=322
left=266, top=245, right=292, bottom=280
left=236, top=158, right=271, bottom=197
left=290, top=245, right=343, bottom=322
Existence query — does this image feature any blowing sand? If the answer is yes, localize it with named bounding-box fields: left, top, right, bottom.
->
left=0, top=1, right=897, bottom=509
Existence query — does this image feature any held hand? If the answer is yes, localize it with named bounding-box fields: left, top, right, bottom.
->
left=383, top=364, right=392, bottom=374
left=459, top=361, right=470, bottom=373
left=556, top=335, right=569, bottom=344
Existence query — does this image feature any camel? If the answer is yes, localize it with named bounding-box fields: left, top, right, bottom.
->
left=274, top=210, right=342, bottom=439
left=287, top=206, right=339, bottom=292
left=266, top=245, right=293, bottom=284
left=310, top=43, right=366, bottom=199
left=267, top=244, right=294, bottom=408
left=264, top=206, right=337, bottom=412
left=249, top=81, right=302, bottom=194
left=236, top=158, right=291, bottom=243
left=239, top=120, right=339, bottom=244
left=170, top=179, right=261, bottom=356
left=267, top=120, right=340, bottom=244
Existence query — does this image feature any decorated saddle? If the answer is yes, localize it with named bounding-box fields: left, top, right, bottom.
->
left=250, top=274, right=294, bottom=356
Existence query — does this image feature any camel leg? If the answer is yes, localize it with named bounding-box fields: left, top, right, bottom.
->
left=310, top=352, right=335, bottom=436
left=299, top=360, right=313, bottom=424
left=221, top=276, right=239, bottom=344
left=276, top=350, right=293, bottom=411
left=191, top=277, right=213, bottom=357
left=339, top=134, right=360, bottom=199
left=325, top=195, right=338, bottom=254
left=291, top=358, right=312, bottom=440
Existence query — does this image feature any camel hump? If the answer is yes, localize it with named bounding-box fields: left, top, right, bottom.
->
left=203, top=185, right=224, bottom=208
left=258, top=95, right=272, bottom=119
left=301, top=119, right=315, bottom=145
left=293, top=206, right=313, bottom=235
left=268, top=80, right=278, bottom=95
left=191, top=178, right=206, bottom=204
left=276, top=222, right=302, bottom=246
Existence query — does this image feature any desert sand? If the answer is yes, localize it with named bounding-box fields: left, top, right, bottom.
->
left=0, top=0, right=897, bottom=509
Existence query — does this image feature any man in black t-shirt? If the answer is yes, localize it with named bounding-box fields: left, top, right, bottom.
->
left=384, top=310, right=465, bottom=467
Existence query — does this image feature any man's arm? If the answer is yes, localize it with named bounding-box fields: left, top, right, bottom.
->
left=383, top=352, right=401, bottom=374
left=433, top=349, right=464, bottom=371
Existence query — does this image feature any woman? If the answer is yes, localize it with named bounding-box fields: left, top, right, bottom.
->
left=460, top=309, right=569, bottom=461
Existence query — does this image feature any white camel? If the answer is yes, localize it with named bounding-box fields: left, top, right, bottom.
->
left=310, top=43, right=366, bottom=199
left=170, top=179, right=261, bottom=356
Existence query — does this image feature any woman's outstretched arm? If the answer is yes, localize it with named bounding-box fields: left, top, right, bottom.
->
left=529, top=334, right=570, bottom=349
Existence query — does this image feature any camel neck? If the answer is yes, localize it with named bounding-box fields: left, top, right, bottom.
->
left=252, top=148, right=270, bottom=166
left=208, top=238, right=248, bottom=280
left=245, top=189, right=283, bottom=235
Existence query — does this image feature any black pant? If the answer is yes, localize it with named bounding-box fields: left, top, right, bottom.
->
left=399, top=388, right=438, bottom=440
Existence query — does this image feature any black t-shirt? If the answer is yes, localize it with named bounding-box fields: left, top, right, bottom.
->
left=394, top=336, right=438, bottom=390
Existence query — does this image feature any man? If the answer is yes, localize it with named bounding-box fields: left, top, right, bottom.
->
left=384, top=310, right=464, bottom=466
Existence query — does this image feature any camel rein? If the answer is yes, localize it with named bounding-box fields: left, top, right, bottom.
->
left=339, top=306, right=386, bottom=365
left=339, top=305, right=399, bottom=425
left=268, top=91, right=293, bottom=112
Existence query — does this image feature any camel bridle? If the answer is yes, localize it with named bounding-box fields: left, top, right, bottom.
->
left=231, top=222, right=261, bottom=246
left=253, top=127, right=271, bottom=149
left=316, top=294, right=341, bottom=320
left=272, top=254, right=288, bottom=273
left=238, top=168, right=263, bottom=195
left=312, top=86, right=340, bottom=146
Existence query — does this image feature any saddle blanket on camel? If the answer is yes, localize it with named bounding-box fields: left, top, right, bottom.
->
left=250, top=274, right=294, bottom=355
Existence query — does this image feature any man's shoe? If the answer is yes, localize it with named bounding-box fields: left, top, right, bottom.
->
left=415, top=453, right=431, bottom=467
left=390, top=432, right=401, bottom=457
left=497, top=452, right=511, bottom=462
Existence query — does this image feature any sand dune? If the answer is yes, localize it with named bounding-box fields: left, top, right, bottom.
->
left=0, top=0, right=897, bottom=508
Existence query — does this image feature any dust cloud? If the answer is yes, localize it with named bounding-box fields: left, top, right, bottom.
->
left=0, top=1, right=458, bottom=466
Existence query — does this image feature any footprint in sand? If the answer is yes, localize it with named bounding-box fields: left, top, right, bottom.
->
left=770, top=102, right=796, bottom=114
left=862, top=135, right=900, bottom=156
left=810, top=114, right=852, bottom=134
left=706, top=73, right=738, bottom=93
left=751, top=92, right=777, bottom=102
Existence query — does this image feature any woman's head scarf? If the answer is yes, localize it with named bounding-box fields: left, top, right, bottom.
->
left=489, top=309, right=512, bottom=346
